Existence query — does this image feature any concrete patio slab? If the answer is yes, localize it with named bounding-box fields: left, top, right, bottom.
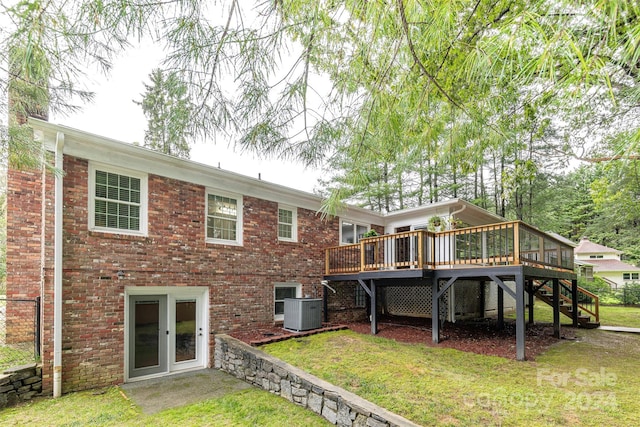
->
left=120, top=369, right=251, bottom=414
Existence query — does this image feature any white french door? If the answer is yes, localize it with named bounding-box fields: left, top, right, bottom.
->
left=126, top=287, right=208, bottom=381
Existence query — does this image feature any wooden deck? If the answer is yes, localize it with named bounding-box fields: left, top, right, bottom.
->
left=325, top=221, right=574, bottom=276
left=323, top=221, right=601, bottom=361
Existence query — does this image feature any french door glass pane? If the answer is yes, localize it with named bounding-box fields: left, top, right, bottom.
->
left=134, top=301, right=160, bottom=369
left=175, top=300, right=197, bottom=362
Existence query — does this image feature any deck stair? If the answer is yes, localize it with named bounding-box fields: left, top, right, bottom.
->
left=533, top=280, right=600, bottom=328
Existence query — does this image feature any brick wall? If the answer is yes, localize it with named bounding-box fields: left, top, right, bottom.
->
left=5, top=168, right=45, bottom=348
left=7, top=154, right=381, bottom=393
left=326, top=281, right=369, bottom=324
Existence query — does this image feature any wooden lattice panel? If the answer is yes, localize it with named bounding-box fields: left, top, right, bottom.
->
left=385, top=285, right=448, bottom=319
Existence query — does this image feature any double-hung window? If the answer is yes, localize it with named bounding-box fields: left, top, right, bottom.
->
left=278, top=205, right=297, bottom=242
left=623, top=273, right=639, bottom=281
left=89, top=163, right=148, bottom=235
left=274, top=283, right=301, bottom=321
left=206, top=190, right=243, bottom=245
left=340, top=220, right=369, bottom=244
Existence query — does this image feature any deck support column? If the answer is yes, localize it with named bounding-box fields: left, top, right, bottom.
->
left=571, top=279, right=579, bottom=327
left=432, top=278, right=440, bottom=343
left=515, top=273, right=526, bottom=361
left=370, top=280, right=378, bottom=335
left=527, top=280, right=535, bottom=326
left=479, top=281, right=486, bottom=318
left=497, top=285, right=504, bottom=330
left=553, top=278, right=561, bottom=339
left=323, top=284, right=329, bottom=323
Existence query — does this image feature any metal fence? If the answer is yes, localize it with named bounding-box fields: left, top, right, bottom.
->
left=621, top=285, right=640, bottom=306
left=0, top=297, right=41, bottom=370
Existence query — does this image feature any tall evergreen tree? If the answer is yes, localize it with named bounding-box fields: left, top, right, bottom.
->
left=135, top=69, right=192, bottom=159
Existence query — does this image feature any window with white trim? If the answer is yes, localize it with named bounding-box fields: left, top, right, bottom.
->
left=206, top=191, right=243, bottom=245
left=589, top=255, right=604, bottom=259
left=278, top=205, right=297, bottom=242
left=274, top=283, right=301, bottom=321
left=340, top=220, right=369, bottom=244
left=89, top=163, right=147, bottom=235
left=623, top=273, right=639, bottom=281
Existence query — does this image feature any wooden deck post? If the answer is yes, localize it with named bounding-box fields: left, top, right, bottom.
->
left=553, top=278, right=561, bottom=339
left=513, top=222, right=520, bottom=265
left=516, top=274, right=526, bottom=361
left=571, top=279, right=579, bottom=327
left=325, top=249, right=330, bottom=275
left=417, top=231, right=424, bottom=269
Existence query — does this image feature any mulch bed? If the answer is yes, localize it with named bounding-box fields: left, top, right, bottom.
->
left=228, top=316, right=575, bottom=360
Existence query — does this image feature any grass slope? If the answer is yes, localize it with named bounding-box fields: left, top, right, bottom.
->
left=264, top=328, right=639, bottom=426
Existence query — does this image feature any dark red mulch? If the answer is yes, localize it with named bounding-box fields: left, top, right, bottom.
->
left=228, top=316, right=575, bottom=360
left=228, top=323, right=348, bottom=346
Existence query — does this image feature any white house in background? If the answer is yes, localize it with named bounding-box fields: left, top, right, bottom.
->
left=574, top=237, right=640, bottom=289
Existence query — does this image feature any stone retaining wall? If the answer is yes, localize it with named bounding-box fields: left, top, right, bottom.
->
left=0, top=363, right=42, bottom=407
left=214, top=334, right=420, bottom=427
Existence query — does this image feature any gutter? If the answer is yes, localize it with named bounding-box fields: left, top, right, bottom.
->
left=53, top=131, right=64, bottom=397
left=450, top=203, right=466, bottom=219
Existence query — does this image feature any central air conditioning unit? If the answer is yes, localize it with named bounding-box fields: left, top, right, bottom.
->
left=283, top=298, right=322, bottom=332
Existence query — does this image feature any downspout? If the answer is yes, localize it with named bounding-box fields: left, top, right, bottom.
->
left=450, top=203, right=466, bottom=224
left=53, top=131, right=64, bottom=398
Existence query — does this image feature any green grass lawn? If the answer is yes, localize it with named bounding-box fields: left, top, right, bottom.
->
left=0, top=386, right=330, bottom=426
left=3, top=304, right=639, bottom=426
left=0, top=345, right=36, bottom=371
left=263, top=328, right=639, bottom=426
left=507, top=301, right=640, bottom=328
left=598, top=305, right=640, bottom=327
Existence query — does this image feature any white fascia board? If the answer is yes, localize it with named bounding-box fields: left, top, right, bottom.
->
left=384, top=199, right=504, bottom=223
left=382, top=199, right=460, bottom=226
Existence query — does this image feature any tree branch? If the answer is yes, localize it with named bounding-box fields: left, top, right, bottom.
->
left=395, top=0, right=464, bottom=110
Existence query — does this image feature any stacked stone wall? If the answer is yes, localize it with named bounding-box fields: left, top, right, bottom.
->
left=0, top=364, right=42, bottom=408
left=214, top=334, right=419, bottom=427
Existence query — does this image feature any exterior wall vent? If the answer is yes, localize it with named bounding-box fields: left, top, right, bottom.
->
left=283, top=298, right=322, bottom=331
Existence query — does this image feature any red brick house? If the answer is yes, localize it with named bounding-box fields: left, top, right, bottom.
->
left=7, top=119, right=595, bottom=397
left=7, top=119, right=382, bottom=395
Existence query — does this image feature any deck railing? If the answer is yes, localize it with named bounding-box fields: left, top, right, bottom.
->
left=539, top=281, right=600, bottom=323
left=325, top=221, right=575, bottom=275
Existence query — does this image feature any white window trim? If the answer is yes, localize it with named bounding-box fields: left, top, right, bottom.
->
left=88, top=162, right=148, bottom=236
left=274, top=282, right=302, bottom=322
left=339, top=218, right=370, bottom=245
left=205, top=188, right=243, bottom=246
left=278, top=205, right=297, bottom=242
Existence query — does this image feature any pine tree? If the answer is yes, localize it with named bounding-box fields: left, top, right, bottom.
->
left=135, top=69, right=192, bottom=159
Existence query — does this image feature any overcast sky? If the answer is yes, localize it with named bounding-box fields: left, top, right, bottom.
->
left=49, top=41, right=323, bottom=194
